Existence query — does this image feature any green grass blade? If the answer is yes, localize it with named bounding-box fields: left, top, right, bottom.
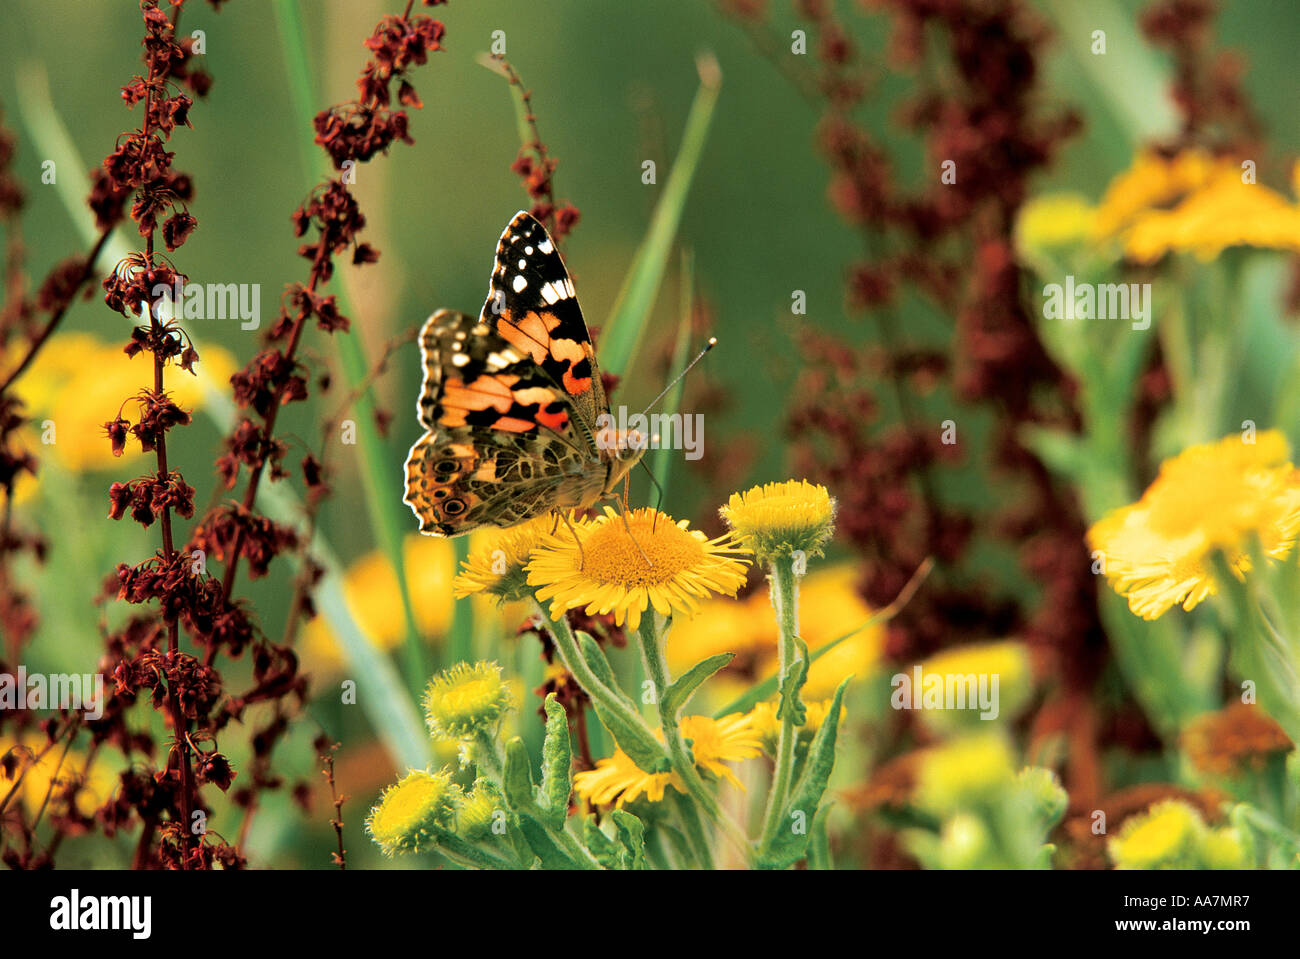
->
left=648, top=249, right=695, bottom=503
left=275, top=0, right=431, bottom=695
left=599, top=53, right=721, bottom=377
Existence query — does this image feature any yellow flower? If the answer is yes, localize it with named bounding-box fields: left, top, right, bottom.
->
left=572, top=714, right=761, bottom=807
left=1092, top=149, right=1300, bottom=263
left=423, top=661, right=513, bottom=740
left=1092, top=149, right=1220, bottom=238
left=527, top=507, right=750, bottom=631
left=914, top=733, right=1016, bottom=814
left=1014, top=192, right=1098, bottom=255
left=685, top=712, right=762, bottom=786
left=457, top=779, right=504, bottom=841
left=302, top=533, right=524, bottom=674
left=749, top=697, right=839, bottom=757
left=1, top=333, right=235, bottom=499
left=366, top=768, right=461, bottom=856
left=1108, top=799, right=1204, bottom=869
left=1087, top=430, right=1300, bottom=620
left=453, top=514, right=559, bottom=602
left=720, top=479, right=836, bottom=564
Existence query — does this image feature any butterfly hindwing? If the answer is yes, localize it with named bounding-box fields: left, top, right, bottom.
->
left=404, top=308, right=603, bottom=536
left=479, top=211, right=607, bottom=430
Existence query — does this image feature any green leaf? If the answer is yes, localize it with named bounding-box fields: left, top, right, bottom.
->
left=610, top=809, right=649, bottom=870
left=576, top=631, right=619, bottom=691
left=502, top=736, right=537, bottom=812
left=599, top=55, right=722, bottom=376
left=663, top=653, right=734, bottom=719
left=582, top=816, right=622, bottom=869
left=540, top=693, right=573, bottom=830
left=577, top=633, right=672, bottom=773
left=777, top=638, right=809, bottom=726
left=759, top=677, right=849, bottom=869
left=649, top=249, right=696, bottom=500
left=515, top=813, right=580, bottom=870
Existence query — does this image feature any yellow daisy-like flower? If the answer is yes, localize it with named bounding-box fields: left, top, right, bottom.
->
left=423, top=661, right=513, bottom=740
left=1091, top=149, right=1300, bottom=263
left=366, top=769, right=461, bottom=856
left=749, top=698, right=839, bottom=757
left=685, top=712, right=763, bottom=786
left=1087, top=430, right=1300, bottom=620
left=453, top=514, right=560, bottom=602
left=572, top=714, right=761, bottom=807
left=1092, top=149, right=1220, bottom=238
left=527, top=507, right=750, bottom=631
left=719, top=479, right=836, bottom=564
left=457, top=779, right=504, bottom=841
left=1107, top=799, right=1204, bottom=870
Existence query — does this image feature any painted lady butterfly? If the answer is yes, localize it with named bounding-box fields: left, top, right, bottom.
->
left=403, top=211, right=645, bottom=536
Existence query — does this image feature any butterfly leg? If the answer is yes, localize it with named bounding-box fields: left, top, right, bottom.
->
left=558, top=511, right=587, bottom=569
left=615, top=477, right=654, bottom=568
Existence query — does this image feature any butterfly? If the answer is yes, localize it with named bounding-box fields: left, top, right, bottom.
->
left=403, top=211, right=646, bottom=537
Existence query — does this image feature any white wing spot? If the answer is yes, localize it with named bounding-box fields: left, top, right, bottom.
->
left=524, top=246, right=534, bottom=255
left=518, top=258, right=527, bottom=269
left=541, top=282, right=560, bottom=305
left=538, top=238, right=554, bottom=254
left=451, top=352, right=470, bottom=366
left=512, top=274, right=528, bottom=293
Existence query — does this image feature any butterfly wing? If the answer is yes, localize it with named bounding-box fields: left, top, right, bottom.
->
left=478, top=211, right=608, bottom=433
left=404, top=309, right=605, bottom=536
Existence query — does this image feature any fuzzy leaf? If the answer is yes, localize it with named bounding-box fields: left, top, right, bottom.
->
left=540, top=693, right=573, bottom=830
left=760, top=677, right=849, bottom=869
left=502, top=736, right=537, bottom=812
left=611, top=809, right=649, bottom=870
left=664, top=653, right=734, bottom=719
left=515, top=811, right=580, bottom=869
left=576, top=631, right=636, bottom=708
left=777, top=638, right=809, bottom=726
left=577, top=632, right=671, bottom=774
left=583, top=816, right=623, bottom=869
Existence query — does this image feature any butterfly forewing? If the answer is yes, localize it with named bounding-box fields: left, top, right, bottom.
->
left=479, top=211, right=608, bottom=432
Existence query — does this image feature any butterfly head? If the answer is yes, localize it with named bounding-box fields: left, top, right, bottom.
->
left=595, top=423, right=648, bottom=491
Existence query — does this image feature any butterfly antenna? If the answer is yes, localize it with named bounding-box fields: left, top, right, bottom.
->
left=638, top=336, right=717, bottom=418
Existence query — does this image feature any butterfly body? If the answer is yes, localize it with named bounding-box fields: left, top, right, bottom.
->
left=403, top=212, right=644, bottom=537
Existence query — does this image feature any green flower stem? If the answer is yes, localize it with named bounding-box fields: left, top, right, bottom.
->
left=668, top=792, right=710, bottom=868
left=473, top=729, right=505, bottom=781
left=637, top=615, right=753, bottom=866
left=758, top=558, right=799, bottom=851
left=530, top=599, right=668, bottom=763
left=436, top=833, right=520, bottom=871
